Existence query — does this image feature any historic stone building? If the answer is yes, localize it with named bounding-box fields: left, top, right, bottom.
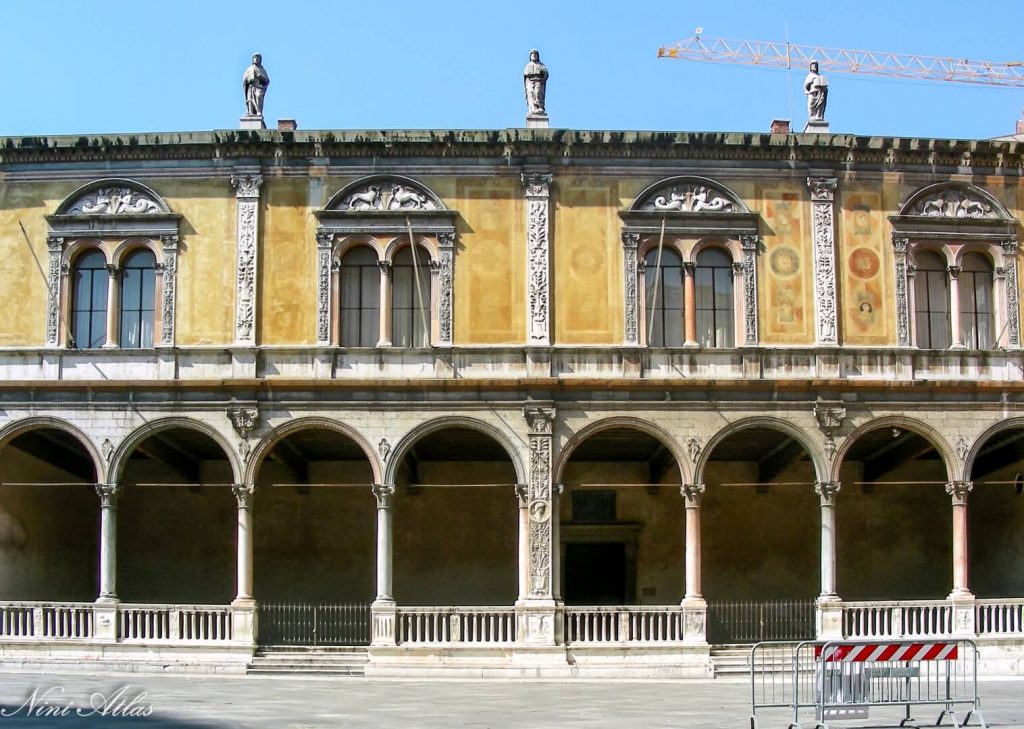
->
left=0, top=126, right=1022, bottom=676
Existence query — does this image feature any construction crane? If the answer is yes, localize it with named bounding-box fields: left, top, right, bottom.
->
left=658, top=34, right=1024, bottom=88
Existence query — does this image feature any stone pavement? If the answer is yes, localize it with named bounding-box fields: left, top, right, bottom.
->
left=0, top=672, right=1018, bottom=728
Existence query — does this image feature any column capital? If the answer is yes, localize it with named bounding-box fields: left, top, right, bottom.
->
left=807, top=176, right=838, bottom=202
left=815, top=480, right=841, bottom=505
left=515, top=483, right=529, bottom=506
left=231, top=173, right=264, bottom=199
left=1002, top=238, right=1019, bottom=255
left=95, top=483, right=120, bottom=507
left=681, top=261, right=696, bottom=274
left=46, top=235, right=65, bottom=253
left=316, top=231, right=335, bottom=249
left=739, top=233, right=760, bottom=251
left=377, top=260, right=392, bottom=275
left=621, top=231, right=641, bottom=249
left=231, top=483, right=255, bottom=508
left=892, top=234, right=910, bottom=254
left=104, top=263, right=120, bottom=276
left=523, top=405, right=556, bottom=435
left=680, top=483, right=705, bottom=505
left=373, top=483, right=395, bottom=508
left=945, top=480, right=973, bottom=505
left=521, top=172, right=552, bottom=198
left=947, top=265, right=962, bottom=280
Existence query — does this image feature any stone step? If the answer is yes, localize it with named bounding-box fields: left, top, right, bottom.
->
left=247, top=648, right=367, bottom=676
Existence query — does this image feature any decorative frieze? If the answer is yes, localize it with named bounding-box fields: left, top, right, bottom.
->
left=45, top=236, right=64, bottom=346
left=523, top=173, right=552, bottom=346
left=316, top=232, right=334, bottom=345
left=740, top=234, right=760, bottom=346
left=335, top=182, right=438, bottom=212
left=523, top=406, right=555, bottom=599
left=622, top=232, right=640, bottom=346
left=892, top=235, right=911, bottom=346
left=231, top=173, right=263, bottom=346
left=66, top=186, right=162, bottom=215
left=636, top=181, right=738, bottom=213
left=911, top=189, right=996, bottom=219
left=159, top=235, right=179, bottom=346
left=1003, top=239, right=1020, bottom=348
left=808, top=177, right=839, bottom=346
left=437, top=232, right=455, bottom=345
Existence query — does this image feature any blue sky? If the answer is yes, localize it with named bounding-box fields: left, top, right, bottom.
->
left=3, top=0, right=1023, bottom=140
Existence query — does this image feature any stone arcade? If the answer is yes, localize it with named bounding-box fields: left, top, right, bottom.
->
left=0, top=127, right=1023, bottom=677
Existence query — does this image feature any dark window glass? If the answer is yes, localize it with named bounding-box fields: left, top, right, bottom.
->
left=119, top=249, right=155, bottom=348
left=72, top=249, right=108, bottom=348
left=914, top=252, right=950, bottom=349
left=644, top=248, right=683, bottom=346
left=695, top=247, right=734, bottom=347
left=340, top=247, right=380, bottom=347
left=959, top=253, right=994, bottom=350
left=392, top=246, right=431, bottom=347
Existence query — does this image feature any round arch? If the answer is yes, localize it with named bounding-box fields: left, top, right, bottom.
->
left=555, top=416, right=690, bottom=485
left=109, top=417, right=241, bottom=486
left=324, top=175, right=447, bottom=212
left=332, top=235, right=385, bottom=265
left=385, top=417, right=526, bottom=486
left=245, top=416, right=382, bottom=486
left=55, top=178, right=171, bottom=216
left=696, top=416, right=827, bottom=485
left=899, top=182, right=1012, bottom=220
left=110, top=238, right=165, bottom=268
left=629, top=175, right=750, bottom=213
left=0, top=416, right=105, bottom=483
left=690, top=236, right=743, bottom=265
left=382, top=235, right=437, bottom=265
left=830, top=415, right=956, bottom=483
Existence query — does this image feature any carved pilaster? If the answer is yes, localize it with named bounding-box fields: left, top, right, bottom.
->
left=622, top=232, right=641, bottom=345
left=231, top=174, right=263, bottom=345
left=892, top=235, right=911, bottom=346
left=316, top=231, right=334, bottom=345
left=437, top=231, right=455, bottom=345
left=523, top=173, right=553, bottom=346
left=808, top=177, right=839, bottom=346
left=1003, top=239, right=1020, bottom=348
left=523, top=406, right=555, bottom=599
left=159, top=234, right=179, bottom=345
left=740, top=234, right=760, bottom=345
left=45, top=236, right=64, bottom=346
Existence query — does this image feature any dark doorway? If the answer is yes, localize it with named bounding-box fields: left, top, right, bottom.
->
left=564, top=543, right=626, bottom=604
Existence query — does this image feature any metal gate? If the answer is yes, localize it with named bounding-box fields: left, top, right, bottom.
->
left=708, top=599, right=815, bottom=643
left=257, top=602, right=371, bottom=646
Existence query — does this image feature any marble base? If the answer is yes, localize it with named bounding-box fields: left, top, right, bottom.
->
left=526, top=114, right=549, bottom=129
left=240, top=115, right=266, bottom=130
left=803, top=119, right=830, bottom=133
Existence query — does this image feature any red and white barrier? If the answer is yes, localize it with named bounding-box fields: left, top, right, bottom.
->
left=816, top=642, right=958, bottom=662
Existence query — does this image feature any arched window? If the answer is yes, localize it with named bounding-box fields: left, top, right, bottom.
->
left=340, top=247, right=380, bottom=347
left=72, top=250, right=108, bottom=349
left=392, top=246, right=431, bottom=347
left=644, top=248, right=683, bottom=346
left=914, top=252, right=950, bottom=349
left=695, top=248, right=734, bottom=347
left=119, top=249, right=156, bottom=348
left=959, top=253, right=994, bottom=350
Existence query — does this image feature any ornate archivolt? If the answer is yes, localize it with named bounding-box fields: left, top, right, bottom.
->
left=620, top=176, right=761, bottom=347
left=316, top=176, right=457, bottom=348
left=46, top=179, right=181, bottom=348
left=891, top=182, right=1019, bottom=349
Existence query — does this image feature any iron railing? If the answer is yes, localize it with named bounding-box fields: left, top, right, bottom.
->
left=257, top=602, right=371, bottom=646
left=707, top=599, right=815, bottom=644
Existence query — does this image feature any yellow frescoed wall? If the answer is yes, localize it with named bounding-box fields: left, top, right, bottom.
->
left=839, top=186, right=893, bottom=345
left=757, top=184, right=814, bottom=345
left=453, top=178, right=524, bottom=344
left=554, top=179, right=623, bottom=344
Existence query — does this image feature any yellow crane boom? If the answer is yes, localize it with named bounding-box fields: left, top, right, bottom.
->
left=658, top=35, right=1024, bottom=88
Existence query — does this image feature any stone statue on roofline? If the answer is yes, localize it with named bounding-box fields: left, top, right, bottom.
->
left=241, top=53, right=270, bottom=129
left=803, top=60, right=829, bottom=133
left=524, top=49, right=549, bottom=128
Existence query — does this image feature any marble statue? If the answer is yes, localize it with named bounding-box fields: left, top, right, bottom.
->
left=243, top=53, right=270, bottom=117
left=804, top=61, right=828, bottom=122
left=523, top=49, right=549, bottom=117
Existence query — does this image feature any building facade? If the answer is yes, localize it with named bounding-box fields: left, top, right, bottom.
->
left=0, top=129, right=1022, bottom=676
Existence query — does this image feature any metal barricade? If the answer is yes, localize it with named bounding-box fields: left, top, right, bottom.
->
left=750, top=639, right=986, bottom=729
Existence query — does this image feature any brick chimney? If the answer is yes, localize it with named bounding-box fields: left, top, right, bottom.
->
left=277, top=119, right=298, bottom=132
left=771, top=119, right=791, bottom=134
left=1017, top=118, right=1024, bottom=136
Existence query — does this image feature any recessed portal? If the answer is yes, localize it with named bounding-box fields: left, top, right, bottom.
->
left=564, top=543, right=627, bottom=605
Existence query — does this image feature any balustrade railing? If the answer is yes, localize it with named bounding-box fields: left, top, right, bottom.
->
left=706, top=600, right=815, bottom=643
left=842, top=601, right=953, bottom=638
left=563, top=606, right=689, bottom=644
left=976, top=599, right=1024, bottom=636
left=396, top=607, right=515, bottom=645
left=0, top=603, right=94, bottom=640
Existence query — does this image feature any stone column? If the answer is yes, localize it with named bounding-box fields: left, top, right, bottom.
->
left=330, top=260, right=342, bottom=345
left=680, top=484, right=707, bottom=644
left=1002, top=239, right=1020, bottom=349
left=102, top=264, right=119, bottom=348
left=622, top=232, right=641, bottom=346
left=159, top=235, right=179, bottom=346
left=232, top=484, right=255, bottom=604
left=518, top=406, right=558, bottom=645
left=516, top=484, right=529, bottom=601
left=893, top=236, right=912, bottom=346
left=377, top=261, right=393, bottom=346
left=682, top=262, right=697, bottom=346
left=522, top=173, right=553, bottom=346
left=946, top=480, right=973, bottom=598
left=948, top=266, right=964, bottom=348
left=815, top=481, right=841, bottom=598
left=739, top=234, right=760, bottom=346
left=95, top=484, right=119, bottom=602
left=45, top=236, right=65, bottom=347
left=808, top=178, right=839, bottom=346
left=371, top=484, right=397, bottom=645
left=231, top=173, right=263, bottom=346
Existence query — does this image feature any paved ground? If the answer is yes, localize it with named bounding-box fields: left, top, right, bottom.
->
left=0, top=672, right=1017, bottom=728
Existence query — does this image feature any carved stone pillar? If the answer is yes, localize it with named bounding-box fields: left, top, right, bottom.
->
left=680, top=484, right=707, bottom=644
left=95, top=484, right=119, bottom=602
left=316, top=232, right=334, bottom=346
left=523, top=173, right=553, bottom=346
left=682, top=262, right=697, bottom=346
left=946, top=480, right=973, bottom=599
left=893, top=235, right=912, bottom=346
left=102, top=264, right=119, bottom=348
left=808, top=178, right=839, bottom=346
left=437, top=231, right=455, bottom=346
left=516, top=484, right=529, bottom=601
left=371, top=484, right=397, bottom=646
left=622, top=232, right=641, bottom=346
left=330, top=260, right=342, bottom=345
left=45, top=236, right=65, bottom=347
left=231, top=173, right=263, bottom=345
left=1003, top=239, right=1020, bottom=349
left=739, top=234, right=760, bottom=346
left=815, top=481, right=841, bottom=599
left=159, top=235, right=179, bottom=346
left=232, top=484, right=255, bottom=604
left=377, top=261, right=393, bottom=347
left=948, top=266, right=964, bottom=349
left=518, top=406, right=558, bottom=645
